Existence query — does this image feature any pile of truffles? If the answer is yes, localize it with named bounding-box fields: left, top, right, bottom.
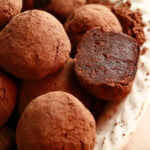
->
left=0, top=0, right=144, bottom=150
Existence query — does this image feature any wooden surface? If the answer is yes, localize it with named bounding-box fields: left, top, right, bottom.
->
left=124, top=103, right=150, bottom=150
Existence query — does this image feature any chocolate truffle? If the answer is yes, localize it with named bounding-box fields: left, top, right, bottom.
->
left=18, top=59, right=95, bottom=115
left=0, top=10, right=71, bottom=80
left=23, top=0, right=86, bottom=22
left=75, top=27, right=139, bottom=101
left=0, top=0, right=22, bottom=29
left=16, top=91, right=96, bottom=150
left=64, top=4, right=122, bottom=56
left=0, top=71, right=17, bottom=127
left=0, top=126, right=16, bottom=150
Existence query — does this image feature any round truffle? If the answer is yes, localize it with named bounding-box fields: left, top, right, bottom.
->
left=75, top=27, right=139, bottom=101
left=0, top=10, right=71, bottom=80
left=18, top=59, right=95, bottom=115
left=23, top=0, right=86, bottom=22
left=0, top=0, right=22, bottom=29
left=16, top=91, right=96, bottom=150
left=0, top=126, right=16, bottom=150
left=64, top=4, right=122, bottom=56
left=0, top=71, right=17, bottom=127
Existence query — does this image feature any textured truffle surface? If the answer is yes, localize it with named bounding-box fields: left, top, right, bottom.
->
left=0, top=0, right=22, bottom=29
left=75, top=28, right=139, bottom=101
left=0, top=71, right=17, bottom=127
left=18, top=59, right=94, bottom=115
left=64, top=4, right=122, bottom=56
left=16, top=91, right=96, bottom=150
left=0, top=10, right=71, bottom=80
left=0, top=126, right=16, bottom=150
left=23, top=0, right=86, bottom=21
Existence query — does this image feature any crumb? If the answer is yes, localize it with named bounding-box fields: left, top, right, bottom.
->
left=122, top=133, right=126, bottom=136
left=114, top=122, right=118, bottom=126
left=140, top=63, right=144, bottom=67
left=140, top=47, right=148, bottom=55
left=146, top=72, right=149, bottom=76
left=147, top=28, right=150, bottom=32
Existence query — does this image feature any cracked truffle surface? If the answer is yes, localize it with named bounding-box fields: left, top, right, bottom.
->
left=64, top=4, right=122, bottom=56
left=0, top=71, right=17, bottom=127
left=75, top=27, right=139, bottom=101
left=16, top=91, right=96, bottom=150
left=0, top=0, right=22, bottom=29
left=0, top=10, right=71, bottom=80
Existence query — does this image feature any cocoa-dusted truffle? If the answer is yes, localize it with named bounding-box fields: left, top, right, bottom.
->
left=64, top=4, right=122, bottom=56
left=18, top=59, right=95, bottom=115
left=23, top=0, right=86, bottom=22
left=0, top=10, right=71, bottom=80
left=0, top=71, right=17, bottom=127
left=16, top=91, right=96, bottom=150
left=0, top=0, right=22, bottom=29
left=75, top=27, right=139, bottom=101
left=0, top=126, right=16, bottom=150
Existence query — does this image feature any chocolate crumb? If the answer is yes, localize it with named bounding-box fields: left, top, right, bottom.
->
left=112, top=1, right=145, bottom=46
left=146, top=72, right=149, bottom=76
left=147, top=28, right=150, bottom=32
left=101, top=137, right=106, bottom=146
left=122, top=133, right=126, bottom=136
left=145, top=78, right=147, bottom=81
left=140, top=62, right=144, bottom=67
left=114, top=122, right=118, bottom=126
left=140, top=47, right=148, bottom=55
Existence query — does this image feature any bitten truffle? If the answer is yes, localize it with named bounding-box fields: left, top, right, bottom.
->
left=0, top=126, right=16, bottom=150
left=18, top=59, right=95, bottom=115
left=0, top=71, right=17, bottom=127
left=23, top=0, right=86, bottom=22
left=16, top=91, right=96, bottom=150
left=75, top=27, right=139, bottom=101
left=0, top=0, right=22, bottom=29
left=0, top=10, right=71, bottom=80
left=64, top=4, right=122, bottom=56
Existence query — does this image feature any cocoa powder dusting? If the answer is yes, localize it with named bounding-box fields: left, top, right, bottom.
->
left=112, top=1, right=145, bottom=46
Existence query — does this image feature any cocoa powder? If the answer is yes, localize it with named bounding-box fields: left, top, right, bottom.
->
left=112, top=1, right=145, bottom=46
